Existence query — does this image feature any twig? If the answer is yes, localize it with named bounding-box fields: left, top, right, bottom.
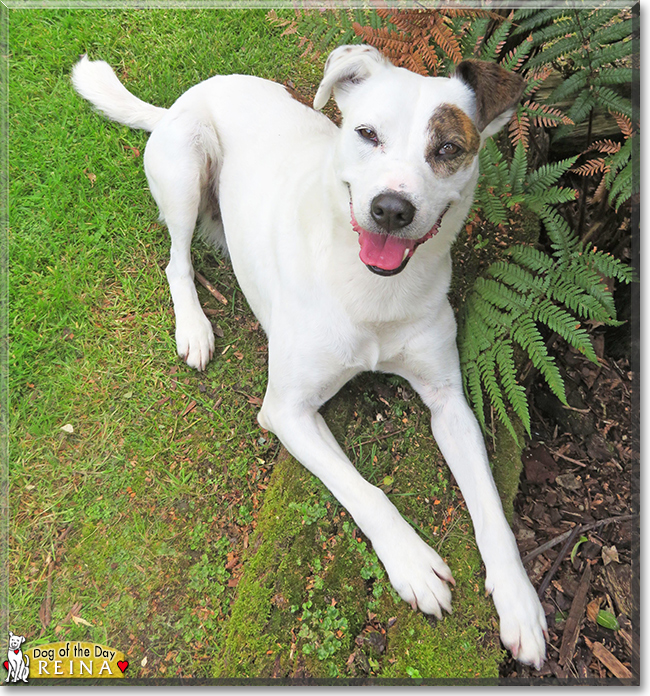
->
left=524, top=513, right=637, bottom=565
left=537, top=525, right=583, bottom=599
left=548, top=448, right=587, bottom=467
left=352, top=427, right=411, bottom=449
left=559, top=563, right=591, bottom=666
left=195, top=271, right=228, bottom=305
left=586, top=638, right=633, bottom=680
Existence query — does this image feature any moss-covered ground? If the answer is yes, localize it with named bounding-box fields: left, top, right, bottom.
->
left=7, top=7, right=533, bottom=683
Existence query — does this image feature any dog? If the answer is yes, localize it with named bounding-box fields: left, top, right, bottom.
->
left=6, top=632, right=29, bottom=682
left=72, top=45, right=547, bottom=668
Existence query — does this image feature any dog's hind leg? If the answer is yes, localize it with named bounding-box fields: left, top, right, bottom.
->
left=143, top=116, right=216, bottom=371
left=258, top=368, right=455, bottom=619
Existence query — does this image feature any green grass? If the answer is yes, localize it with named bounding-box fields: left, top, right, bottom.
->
left=8, top=7, right=509, bottom=681
left=8, top=7, right=321, bottom=678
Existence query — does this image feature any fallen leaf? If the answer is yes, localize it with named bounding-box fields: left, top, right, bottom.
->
left=71, top=615, right=93, bottom=627
left=586, top=597, right=602, bottom=624
left=556, top=473, right=582, bottom=491
left=596, top=609, right=620, bottom=631
left=602, top=545, right=619, bottom=566
left=84, top=169, right=97, bottom=186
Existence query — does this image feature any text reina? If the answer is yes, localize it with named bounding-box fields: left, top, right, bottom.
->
left=34, top=644, right=118, bottom=676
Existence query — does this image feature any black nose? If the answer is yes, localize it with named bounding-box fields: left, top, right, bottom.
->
left=370, top=193, right=416, bottom=232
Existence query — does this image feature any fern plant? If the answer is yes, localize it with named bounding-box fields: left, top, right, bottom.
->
left=462, top=140, right=634, bottom=441
left=512, top=5, right=638, bottom=209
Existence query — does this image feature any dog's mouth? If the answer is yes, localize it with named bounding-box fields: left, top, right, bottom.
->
left=350, top=204, right=448, bottom=276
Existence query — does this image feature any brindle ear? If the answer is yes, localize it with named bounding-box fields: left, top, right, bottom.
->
left=453, top=60, right=526, bottom=136
left=313, top=45, right=388, bottom=111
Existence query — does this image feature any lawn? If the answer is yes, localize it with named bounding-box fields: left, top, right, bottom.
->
left=7, top=8, right=506, bottom=681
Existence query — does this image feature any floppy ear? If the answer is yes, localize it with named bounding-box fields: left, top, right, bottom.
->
left=453, top=60, right=526, bottom=139
left=313, top=44, right=389, bottom=111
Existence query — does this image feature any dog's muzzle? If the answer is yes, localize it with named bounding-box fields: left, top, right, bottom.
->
left=350, top=202, right=448, bottom=276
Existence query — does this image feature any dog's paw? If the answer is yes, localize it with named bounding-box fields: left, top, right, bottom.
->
left=175, top=312, right=215, bottom=371
left=375, top=525, right=454, bottom=619
left=487, top=567, right=548, bottom=669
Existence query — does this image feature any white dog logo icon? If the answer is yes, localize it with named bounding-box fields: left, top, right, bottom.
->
left=5, top=631, right=29, bottom=683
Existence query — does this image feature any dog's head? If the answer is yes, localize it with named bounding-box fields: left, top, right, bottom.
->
left=8, top=632, right=25, bottom=650
left=314, top=45, right=525, bottom=276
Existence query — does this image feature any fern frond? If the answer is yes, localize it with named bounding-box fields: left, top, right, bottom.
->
left=489, top=260, right=547, bottom=296
left=512, top=317, right=566, bottom=403
left=475, top=278, right=530, bottom=313
left=565, top=89, right=598, bottom=127
left=588, top=138, right=622, bottom=155
left=507, top=245, right=554, bottom=274
left=479, top=17, right=511, bottom=61
left=592, top=17, right=634, bottom=45
left=512, top=7, right=570, bottom=35
left=523, top=67, right=552, bottom=98
left=508, top=109, right=531, bottom=150
left=572, top=158, right=607, bottom=177
left=526, top=186, right=578, bottom=212
left=529, top=18, right=577, bottom=47
left=590, top=38, right=637, bottom=69
left=592, top=68, right=634, bottom=88
left=525, top=156, right=579, bottom=194
left=605, top=136, right=632, bottom=175
left=566, top=262, right=617, bottom=318
left=462, top=16, right=489, bottom=58
left=537, top=207, right=581, bottom=259
left=526, top=33, right=580, bottom=69
left=548, top=277, right=613, bottom=322
left=586, top=248, right=636, bottom=284
left=548, top=71, right=589, bottom=102
left=532, top=298, right=598, bottom=362
left=612, top=112, right=634, bottom=138
left=593, top=87, right=633, bottom=119
left=607, top=160, right=634, bottom=210
left=463, top=359, right=487, bottom=431
left=509, top=141, right=528, bottom=194
left=494, top=340, right=531, bottom=436
left=500, top=34, right=533, bottom=72
left=476, top=348, right=516, bottom=440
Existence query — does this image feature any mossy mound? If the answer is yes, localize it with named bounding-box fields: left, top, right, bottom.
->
left=214, top=374, right=519, bottom=680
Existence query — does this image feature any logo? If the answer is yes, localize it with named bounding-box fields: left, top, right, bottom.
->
left=4, top=631, right=30, bottom=683
left=3, top=632, right=128, bottom=680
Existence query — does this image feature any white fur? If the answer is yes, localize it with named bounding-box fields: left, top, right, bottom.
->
left=72, top=47, right=547, bottom=668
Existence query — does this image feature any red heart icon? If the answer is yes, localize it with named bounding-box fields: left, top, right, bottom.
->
left=117, top=660, right=128, bottom=673
left=3, top=661, right=8, bottom=671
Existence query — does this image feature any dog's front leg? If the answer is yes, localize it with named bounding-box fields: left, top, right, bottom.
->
left=258, top=388, right=455, bottom=619
left=411, top=376, right=547, bottom=668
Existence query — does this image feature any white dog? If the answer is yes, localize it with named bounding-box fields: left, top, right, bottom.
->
left=72, top=45, right=547, bottom=668
left=6, top=632, right=29, bottom=682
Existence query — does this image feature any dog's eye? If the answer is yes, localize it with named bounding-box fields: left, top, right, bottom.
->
left=356, top=127, right=379, bottom=145
left=438, top=142, right=460, bottom=157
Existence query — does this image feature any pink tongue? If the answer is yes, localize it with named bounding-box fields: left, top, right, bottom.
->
left=358, top=230, right=415, bottom=270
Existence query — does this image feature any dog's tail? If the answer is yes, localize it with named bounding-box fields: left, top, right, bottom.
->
left=71, top=55, right=167, bottom=132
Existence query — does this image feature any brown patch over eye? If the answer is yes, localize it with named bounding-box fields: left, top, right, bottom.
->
left=426, top=104, right=480, bottom=177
